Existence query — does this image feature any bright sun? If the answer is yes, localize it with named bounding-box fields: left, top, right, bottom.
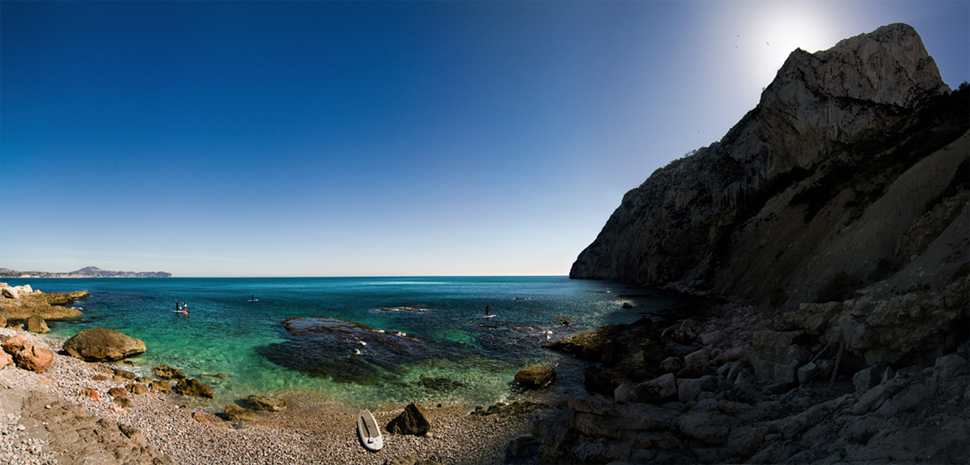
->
left=746, top=2, right=839, bottom=86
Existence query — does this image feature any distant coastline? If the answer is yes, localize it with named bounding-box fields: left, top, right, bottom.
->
left=0, top=266, right=172, bottom=278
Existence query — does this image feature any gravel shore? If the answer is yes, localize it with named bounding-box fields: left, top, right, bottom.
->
left=0, top=328, right=542, bottom=465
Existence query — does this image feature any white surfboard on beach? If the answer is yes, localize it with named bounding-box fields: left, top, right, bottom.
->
left=357, top=409, right=383, bottom=452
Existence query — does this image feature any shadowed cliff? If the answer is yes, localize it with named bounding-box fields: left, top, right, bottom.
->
left=570, top=23, right=966, bottom=309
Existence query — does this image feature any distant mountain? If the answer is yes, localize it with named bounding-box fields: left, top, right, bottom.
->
left=0, top=266, right=172, bottom=278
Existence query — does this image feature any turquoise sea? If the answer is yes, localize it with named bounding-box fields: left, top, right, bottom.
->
left=5, top=276, right=678, bottom=407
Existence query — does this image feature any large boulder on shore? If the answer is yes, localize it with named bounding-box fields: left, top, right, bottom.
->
left=386, top=402, right=431, bottom=436
left=63, top=327, right=146, bottom=362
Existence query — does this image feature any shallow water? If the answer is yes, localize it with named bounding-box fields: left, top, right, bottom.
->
left=7, top=276, right=680, bottom=407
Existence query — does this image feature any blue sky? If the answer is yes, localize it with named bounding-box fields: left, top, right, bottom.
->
left=2, top=1, right=968, bottom=277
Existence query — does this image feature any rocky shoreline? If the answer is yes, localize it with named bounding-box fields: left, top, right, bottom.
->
left=0, top=326, right=548, bottom=465
left=526, top=297, right=969, bottom=463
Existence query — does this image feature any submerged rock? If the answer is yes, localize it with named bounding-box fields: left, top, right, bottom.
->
left=152, top=365, right=186, bottom=380
left=257, top=316, right=470, bottom=385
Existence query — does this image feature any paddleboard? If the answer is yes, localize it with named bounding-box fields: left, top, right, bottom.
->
left=357, top=409, right=383, bottom=452
left=482, top=314, right=497, bottom=318
left=248, top=299, right=259, bottom=302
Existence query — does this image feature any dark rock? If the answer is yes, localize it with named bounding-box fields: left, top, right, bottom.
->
left=152, top=365, right=185, bottom=380
left=176, top=378, right=214, bottom=398
left=514, top=365, right=556, bottom=389
left=853, top=362, right=889, bottom=393
left=257, top=316, right=470, bottom=385
left=507, top=434, right=541, bottom=459
left=112, top=367, right=137, bottom=380
left=660, top=356, right=684, bottom=374
left=243, top=395, right=286, bottom=411
left=126, top=383, right=149, bottom=395
left=615, top=373, right=677, bottom=404
left=386, top=402, right=431, bottom=436
left=63, top=327, right=146, bottom=362
left=224, top=403, right=256, bottom=422
left=150, top=380, right=173, bottom=393
left=542, top=325, right=622, bottom=361
left=471, top=401, right=546, bottom=417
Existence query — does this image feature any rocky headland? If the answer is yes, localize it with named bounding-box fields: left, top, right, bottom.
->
left=0, top=267, right=172, bottom=278
left=537, top=23, right=969, bottom=464
left=1, top=283, right=89, bottom=323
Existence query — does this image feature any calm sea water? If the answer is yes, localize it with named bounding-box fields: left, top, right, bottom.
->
left=6, top=276, right=679, bottom=407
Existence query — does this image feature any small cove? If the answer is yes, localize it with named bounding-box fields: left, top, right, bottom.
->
left=6, top=276, right=682, bottom=407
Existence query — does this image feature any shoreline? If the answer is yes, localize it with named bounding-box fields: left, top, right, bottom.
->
left=0, top=327, right=548, bottom=464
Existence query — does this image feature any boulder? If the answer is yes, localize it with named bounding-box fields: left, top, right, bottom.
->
left=515, top=365, right=556, bottom=389
left=126, top=383, right=149, bottom=395
left=615, top=373, right=677, bottom=404
left=152, top=365, right=185, bottom=380
left=26, top=315, right=50, bottom=334
left=224, top=403, right=256, bottom=422
left=244, top=395, right=287, bottom=412
left=150, top=380, right=173, bottom=393
left=0, top=348, right=13, bottom=369
left=853, top=363, right=889, bottom=393
left=108, top=387, right=129, bottom=399
left=62, top=327, right=146, bottom=361
left=676, top=408, right=737, bottom=445
left=176, top=378, right=214, bottom=398
left=2, top=287, right=20, bottom=299
left=81, top=388, right=99, bottom=399
left=797, top=362, right=822, bottom=384
left=660, top=356, right=684, bottom=374
left=1, top=335, right=54, bottom=373
left=680, top=349, right=712, bottom=377
left=386, top=402, right=431, bottom=436
left=678, top=376, right=717, bottom=403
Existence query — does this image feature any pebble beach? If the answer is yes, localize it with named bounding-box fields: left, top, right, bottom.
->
left=0, top=327, right=540, bottom=465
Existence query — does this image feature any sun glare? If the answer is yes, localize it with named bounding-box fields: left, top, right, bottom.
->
left=748, top=3, right=839, bottom=86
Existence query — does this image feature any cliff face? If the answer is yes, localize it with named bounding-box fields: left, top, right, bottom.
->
left=571, top=23, right=965, bottom=308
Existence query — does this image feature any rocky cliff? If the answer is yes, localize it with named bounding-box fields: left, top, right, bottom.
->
left=541, top=23, right=970, bottom=464
left=570, top=23, right=964, bottom=308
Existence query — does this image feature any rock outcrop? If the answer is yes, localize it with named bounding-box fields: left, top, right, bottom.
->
left=535, top=304, right=970, bottom=464
left=548, top=23, right=969, bottom=465
left=62, top=327, right=147, bottom=362
left=0, top=286, right=87, bottom=322
left=570, top=23, right=963, bottom=307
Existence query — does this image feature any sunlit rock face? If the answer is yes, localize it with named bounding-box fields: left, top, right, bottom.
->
left=570, top=23, right=959, bottom=306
